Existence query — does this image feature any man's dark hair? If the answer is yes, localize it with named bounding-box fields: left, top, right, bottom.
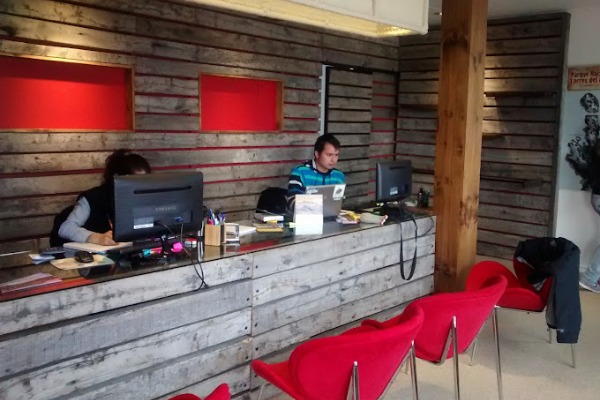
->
left=314, top=134, right=341, bottom=153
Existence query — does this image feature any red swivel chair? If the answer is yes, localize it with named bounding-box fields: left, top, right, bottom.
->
left=465, top=260, right=576, bottom=367
left=168, top=383, right=230, bottom=400
left=251, top=305, right=424, bottom=400
left=362, top=275, right=507, bottom=400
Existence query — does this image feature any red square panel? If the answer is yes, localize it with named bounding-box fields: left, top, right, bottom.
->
left=0, top=55, right=132, bottom=130
left=201, top=74, right=281, bottom=131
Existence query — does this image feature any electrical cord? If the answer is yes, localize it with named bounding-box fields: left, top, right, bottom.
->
left=154, top=222, right=208, bottom=289
left=381, top=204, right=418, bottom=280
left=384, top=205, right=436, bottom=281
left=398, top=212, right=418, bottom=281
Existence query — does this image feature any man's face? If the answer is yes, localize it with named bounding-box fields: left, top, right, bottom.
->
left=314, top=142, right=340, bottom=173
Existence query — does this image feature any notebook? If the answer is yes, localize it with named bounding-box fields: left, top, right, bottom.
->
left=63, top=241, right=133, bottom=254
left=304, top=184, right=346, bottom=219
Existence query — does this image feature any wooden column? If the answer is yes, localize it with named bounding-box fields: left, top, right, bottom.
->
left=434, top=0, right=488, bottom=292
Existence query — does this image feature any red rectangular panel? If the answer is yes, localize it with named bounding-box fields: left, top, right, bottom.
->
left=0, top=56, right=132, bottom=130
left=201, top=74, right=281, bottom=131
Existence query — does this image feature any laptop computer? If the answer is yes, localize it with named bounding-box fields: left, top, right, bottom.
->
left=305, top=184, right=346, bottom=220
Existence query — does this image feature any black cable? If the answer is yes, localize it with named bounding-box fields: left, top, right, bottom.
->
left=382, top=205, right=418, bottom=281
left=420, top=215, right=435, bottom=236
left=154, top=222, right=208, bottom=289
left=398, top=213, right=418, bottom=281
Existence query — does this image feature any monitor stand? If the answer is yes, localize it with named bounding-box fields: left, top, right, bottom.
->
left=373, top=202, right=412, bottom=222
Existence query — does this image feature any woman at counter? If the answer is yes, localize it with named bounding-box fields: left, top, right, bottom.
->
left=53, top=149, right=151, bottom=246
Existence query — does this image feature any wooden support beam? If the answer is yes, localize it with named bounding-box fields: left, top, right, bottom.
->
left=434, top=0, right=488, bottom=292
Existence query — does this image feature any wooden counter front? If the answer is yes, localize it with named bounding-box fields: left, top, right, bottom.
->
left=0, top=217, right=435, bottom=400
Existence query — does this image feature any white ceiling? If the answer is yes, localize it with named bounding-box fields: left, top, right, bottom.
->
left=429, top=0, right=599, bottom=26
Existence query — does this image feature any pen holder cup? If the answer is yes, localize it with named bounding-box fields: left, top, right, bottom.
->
left=204, top=224, right=225, bottom=247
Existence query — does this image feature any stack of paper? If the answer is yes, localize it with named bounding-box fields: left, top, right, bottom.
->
left=0, top=273, right=62, bottom=294
left=29, top=253, right=56, bottom=265
left=336, top=211, right=360, bottom=225
left=253, top=222, right=284, bottom=233
left=254, top=212, right=284, bottom=222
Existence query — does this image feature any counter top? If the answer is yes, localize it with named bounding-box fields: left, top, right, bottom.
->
left=0, top=214, right=436, bottom=302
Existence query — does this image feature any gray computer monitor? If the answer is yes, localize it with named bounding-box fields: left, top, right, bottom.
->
left=113, top=171, right=203, bottom=242
left=376, top=160, right=412, bottom=204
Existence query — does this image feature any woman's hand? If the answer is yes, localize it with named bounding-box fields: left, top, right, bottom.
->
left=87, top=231, right=117, bottom=246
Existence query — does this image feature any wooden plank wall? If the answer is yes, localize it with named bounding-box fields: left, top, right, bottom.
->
left=370, top=72, right=399, bottom=198
left=326, top=68, right=398, bottom=207
left=397, top=13, right=568, bottom=259
left=0, top=0, right=400, bottom=258
left=326, top=69, right=372, bottom=206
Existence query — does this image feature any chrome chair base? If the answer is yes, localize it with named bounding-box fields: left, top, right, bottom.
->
left=258, top=346, right=420, bottom=400
left=415, top=314, right=503, bottom=400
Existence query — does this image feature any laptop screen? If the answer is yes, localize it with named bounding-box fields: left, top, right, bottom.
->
left=305, top=184, right=346, bottom=218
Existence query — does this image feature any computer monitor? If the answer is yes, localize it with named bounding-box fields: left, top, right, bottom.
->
left=113, top=171, right=203, bottom=242
left=376, top=160, right=412, bottom=204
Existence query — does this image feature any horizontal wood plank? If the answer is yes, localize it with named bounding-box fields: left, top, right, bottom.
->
left=0, top=311, right=250, bottom=399
left=0, top=256, right=251, bottom=335
left=0, top=281, right=252, bottom=378
left=252, top=275, right=433, bottom=357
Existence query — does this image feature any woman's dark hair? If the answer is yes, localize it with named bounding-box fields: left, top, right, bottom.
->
left=314, top=134, right=341, bottom=153
left=103, top=149, right=151, bottom=184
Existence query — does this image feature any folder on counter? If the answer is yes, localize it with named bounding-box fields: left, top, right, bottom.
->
left=63, top=241, right=133, bottom=254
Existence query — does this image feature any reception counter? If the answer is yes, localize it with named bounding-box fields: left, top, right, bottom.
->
left=0, top=216, right=436, bottom=400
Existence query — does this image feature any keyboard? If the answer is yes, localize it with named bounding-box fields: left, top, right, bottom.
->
left=106, top=239, right=164, bottom=258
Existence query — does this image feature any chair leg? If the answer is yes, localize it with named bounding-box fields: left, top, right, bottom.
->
left=257, top=383, right=265, bottom=400
left=402, top=357, right=410, bottom=374
left=469, top=337, right=479, bottom=366
left=410, top=342, right=420, bottom=400
left=381, top=349, right=412, bottom=399
left=548, top=326, right=577, bottom=368
left=346, top=361, right=360, bottom=400
left=492, top=308, right=504, bottom=400
left=451, top=316, right=460, bottom=400
left=469, top=313, right=491, bottom=366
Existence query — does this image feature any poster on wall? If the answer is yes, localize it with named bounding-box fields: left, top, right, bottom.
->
left=568, top=66, right=600, bottom=90
left=564, top=66, right=600, bottom=191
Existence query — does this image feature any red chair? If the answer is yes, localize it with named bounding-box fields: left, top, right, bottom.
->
left=466, top=259, right=552, bottom=311
left=466, top=260, right=576, bottom=367
left=363, top=275, right=507, bottom=400
left=168, top=383, right=230, bottom=400
left=251, top=305, right=424, bottom=400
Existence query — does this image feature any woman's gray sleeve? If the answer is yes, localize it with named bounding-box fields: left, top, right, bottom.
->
left=58, top=197, right=93, bottom=243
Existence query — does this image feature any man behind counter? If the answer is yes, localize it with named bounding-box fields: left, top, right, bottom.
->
left=286, top=134, right=345, bottom=211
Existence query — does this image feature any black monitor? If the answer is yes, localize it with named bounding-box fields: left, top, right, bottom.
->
left=113, top=171, right=203, bottom=242
left=376, top=160, right=412, bottom=204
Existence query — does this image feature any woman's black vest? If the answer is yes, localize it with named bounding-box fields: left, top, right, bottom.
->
left=79, top=184, right=113, bottom=234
